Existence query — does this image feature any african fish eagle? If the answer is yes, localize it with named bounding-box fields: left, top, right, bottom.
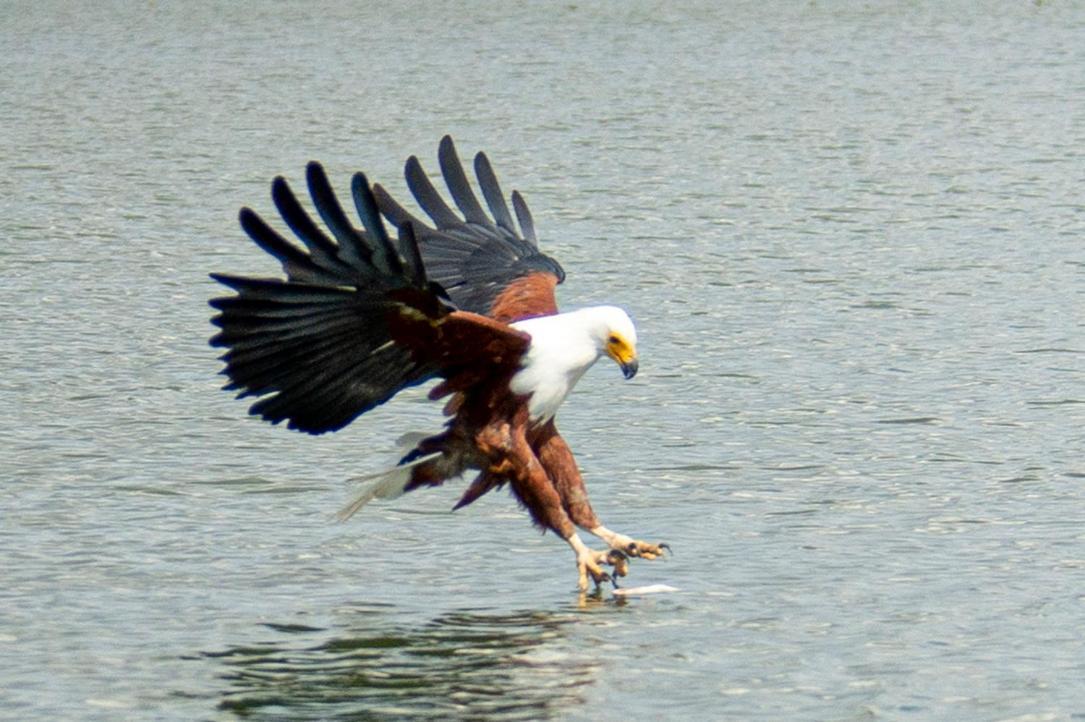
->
left=209, top=137, right=666, bottom=591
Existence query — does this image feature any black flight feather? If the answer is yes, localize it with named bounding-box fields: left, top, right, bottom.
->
left=474, top=151, right=517, bottom=238
left=438, top=135, right=489, bottom=226
left=305, top=161, right=371, bottom=269
left=210, top=169, right=451, bottom=434
left=511, top=191, right=536, bottom=245
left=375, top=135, right=565, bottom=317
left=351, top=171, right=402, bottom=278
left=271, top=176, right=353, bottom=277
left=238, top=209, right=340, bottom=285
left=404, top=155, right=462, bottom=229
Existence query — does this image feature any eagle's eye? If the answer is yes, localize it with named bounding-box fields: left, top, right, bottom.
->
left=608, top=334, right=620, bottom=345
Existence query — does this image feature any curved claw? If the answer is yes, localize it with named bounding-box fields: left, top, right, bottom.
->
left=576, top=548, right=629, bottom=591
left=576, top=552, right=607, bottom=591
left=606, top=549, right=629, bottom=578
left=623, top=540, right=669, bottom=560
left=593, top=528, right=669, bottom=562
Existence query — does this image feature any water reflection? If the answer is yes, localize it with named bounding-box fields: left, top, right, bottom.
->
left=203, top=606, right=599, bottom=720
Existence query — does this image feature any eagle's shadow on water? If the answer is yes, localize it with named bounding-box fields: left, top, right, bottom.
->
left=198, top=600, right=619, bottom=721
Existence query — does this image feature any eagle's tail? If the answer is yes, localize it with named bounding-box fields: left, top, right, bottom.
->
left=337, top=429, right=492, bottom=520
left=335, top=452, right=441, bottom=522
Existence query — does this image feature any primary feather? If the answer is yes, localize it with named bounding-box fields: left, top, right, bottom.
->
left=373, top=135, right=564, bottom=319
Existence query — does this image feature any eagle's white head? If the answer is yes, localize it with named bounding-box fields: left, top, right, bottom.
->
left=510, top=305, right=639, bottom=423
left=582, top=305, right=638, bottom=380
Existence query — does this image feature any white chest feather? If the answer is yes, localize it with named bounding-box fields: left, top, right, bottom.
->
left=509, top=313, right=603, bottom=424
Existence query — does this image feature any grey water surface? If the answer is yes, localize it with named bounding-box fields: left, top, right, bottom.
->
left=3, top=1, right=1084, bottom=720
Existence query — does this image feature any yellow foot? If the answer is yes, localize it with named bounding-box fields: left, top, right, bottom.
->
left=567, top=534, right=629, bottom=591
left=592, top=526, right=670, bottom=560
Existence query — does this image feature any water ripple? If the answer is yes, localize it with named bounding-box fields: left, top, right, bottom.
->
left=200, top=609, right=595, bottom=721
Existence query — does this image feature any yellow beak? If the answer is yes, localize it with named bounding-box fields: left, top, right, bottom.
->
left=606, top=337, right=638, bottom=379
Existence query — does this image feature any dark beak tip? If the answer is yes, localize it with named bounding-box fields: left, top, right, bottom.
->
left=622, top=361, right=639, bottom=380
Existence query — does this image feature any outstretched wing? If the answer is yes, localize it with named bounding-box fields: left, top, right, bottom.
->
left=373, top=135, right=566, bottom=324
left=209, top=163, right=529, bottom=434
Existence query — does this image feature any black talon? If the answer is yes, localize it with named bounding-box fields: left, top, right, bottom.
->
left=659, top=542, right=672, bottom=555
left=626, top=542, right=638, bottom=556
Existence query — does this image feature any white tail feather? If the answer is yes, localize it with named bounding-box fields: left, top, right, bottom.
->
left=336, top=452, right=440, bottom=522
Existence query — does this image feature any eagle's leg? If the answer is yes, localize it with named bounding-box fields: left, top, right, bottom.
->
left=481, top=421, right=623, bottom=591
left=533, top=423, right=668, bottom=565
left=511, top=475, right=622, bottom=590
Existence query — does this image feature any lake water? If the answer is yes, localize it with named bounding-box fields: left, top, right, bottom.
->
left=3, top=1, right=1084, bottom=719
